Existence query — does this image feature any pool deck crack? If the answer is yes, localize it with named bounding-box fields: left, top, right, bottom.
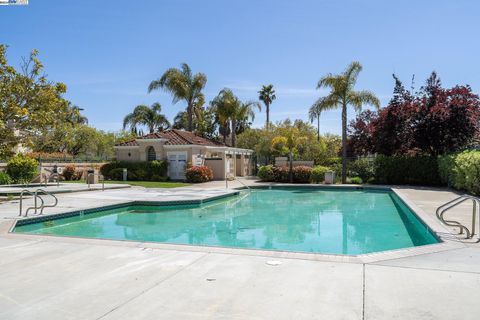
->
left=94, top=252, right=210, bottom=320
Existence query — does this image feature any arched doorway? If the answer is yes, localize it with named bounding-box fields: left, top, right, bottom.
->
left=146, top=146, right=156, bottom=161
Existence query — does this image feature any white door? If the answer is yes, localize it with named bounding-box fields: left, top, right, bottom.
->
left=168, top=152, right=187, bottom=180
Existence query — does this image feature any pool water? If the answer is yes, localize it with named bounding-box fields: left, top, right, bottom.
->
left=14, top=188, right=439, bottom=255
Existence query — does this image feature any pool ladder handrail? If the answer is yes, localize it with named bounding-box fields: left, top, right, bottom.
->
left=87, top=173, right=105, bottom=191
left=435, top=195, right=479, bottom=239
left=34, top=189, right=58, bottom=215
left=19, top=189, right=43, bottom=217
left=19, top=188, right=58, bottom=217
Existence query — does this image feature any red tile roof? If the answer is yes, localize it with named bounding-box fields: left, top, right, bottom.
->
left=115, top=129, right=225, bottom=147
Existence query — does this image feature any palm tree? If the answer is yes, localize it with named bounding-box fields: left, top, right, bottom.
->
left=231, top=100, right=260, bottom=147
left=308, top=97, right=335, bottom=141
left=211, top=89, right=260, bottom=147
left=258, top=84, right=275, bottom=129
left=210, top=89, right=236, bottom=144
left=317, top=62, right=380, bottom=183
left=66, top=102, right=88, bottom=125
left=123, top=103, right=170, bottom=135
left=148, top=63, right=206, bottom=132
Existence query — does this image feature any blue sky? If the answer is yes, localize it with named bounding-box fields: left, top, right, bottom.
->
left=1, top=0, right=479, bottom=134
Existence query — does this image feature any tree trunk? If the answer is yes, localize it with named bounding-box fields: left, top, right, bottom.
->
left=289, top=150, right=293, bottom=183
left=266, top=103, right=270, bottom=129
left=231, top=119, right=237, bottom=147
left=187, top=103, right=193, bottom=132
left=341, top=102, right=347, bottom=184
left=317, top=115, right=320, bottom=142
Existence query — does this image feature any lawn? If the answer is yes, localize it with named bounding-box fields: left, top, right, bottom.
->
left=65, top=180, right=191, bottom=188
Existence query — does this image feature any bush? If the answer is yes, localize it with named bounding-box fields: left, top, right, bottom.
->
left=258, top=165, right=274, bottom=181
left=0, top=172, right=12, bottom=185
left=6, top=155, right=38, bottom=184
left=185, top=166, right=213, bottom=183
left=311, top=166, right=330, bottom=183
left=451, top=151, right=480, bottom=195
left=100, top=161, right=168, bottom=181
left=292, top=166, right=312, bottom=183
left=438, top=154, right=457, bottom=187
left=349, top=158, right=374, bottom=182
left=374, top=155, right=441, bottom=185
left=73, top=170, right=84, bottom=180
left=62, top=165, right=76, bottom=181
left=272, top=166, right=290, bottom=182
left=349, top=176, right=363, bottom=184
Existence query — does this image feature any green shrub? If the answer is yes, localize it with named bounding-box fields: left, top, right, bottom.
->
left=0, top=172, right=12, bottom=185
left=101, top=161, right=168, bottom=181
left=349, top=176, right=363, bottom=184
left=258, top=165, right=274, bottom=181
left=62, top=165, right=76, bottom=181
left=311, top=166, right=330, bottom=183
left=6, top=155, right=38, bottom=184
left=185, top=166, right=213, bottom=183
left=374, top=155, right=440, bottom=185
left=292, top=166, right=312, bottom=183
left=451, top=151, right=480, bottom=195
left=438, top=154, right=457, bottom=187
left=349, top=158, right=374, bottom=182
left=272, top=166, right=290, bottom=182
left=107, top=168, right=125, bottom=180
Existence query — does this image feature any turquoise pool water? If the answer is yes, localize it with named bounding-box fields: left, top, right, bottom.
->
left=14, top=188, right=439, bottom=255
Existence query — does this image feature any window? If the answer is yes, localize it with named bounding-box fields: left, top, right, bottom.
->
left=147, top=146, right=156, bottom=161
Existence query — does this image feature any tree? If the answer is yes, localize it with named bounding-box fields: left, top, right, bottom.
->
left=230, top=100, right=260, bottom=147
left=148, top=63, right=206, bottom=132
left=0, top=45, right=70, bottom=159
left=271, top=127, right=307, bottom=182
left=348, top=73, right=480, bottom=157
left=210, top=89, right=260, bottom=147
left=317, top=62, right=380, bottom=183
left=123, top=103, right=170, bottom=135
left=258, top=84, right=275, bottom=129
left=308, top=97, right=335, bottom=141
left=173, top=108, right=218, bottom=140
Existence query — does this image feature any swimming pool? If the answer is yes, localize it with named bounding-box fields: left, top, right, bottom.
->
left=13, top=187, right=439, bottom=255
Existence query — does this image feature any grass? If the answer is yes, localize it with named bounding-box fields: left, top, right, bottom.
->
left=64, top=180, right=191, bottom=188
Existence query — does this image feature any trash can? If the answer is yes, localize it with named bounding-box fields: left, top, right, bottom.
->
left=324, top=171, right=336, bottom=184
left=86, top=169, right=98, bottom=184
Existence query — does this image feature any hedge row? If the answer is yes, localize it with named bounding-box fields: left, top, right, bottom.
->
left=374, top=155, right=441, bottom=186
left=438, top=151, right=480, bottom=195
left=258, top=165, right=322, bottom=183
left=100, top=161, right=168, bottom=181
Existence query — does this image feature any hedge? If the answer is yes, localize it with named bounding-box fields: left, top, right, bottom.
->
left=6, top=155, right=38, bottom=184
left=311, top=166, right=330, bottom=183
left=257, top=165, right=313, bottom=183
left=100, top=160, right=168, bottom=181
left=374, top=155, right=441, bottom=186
left=439, top=151, right=480, bottom=195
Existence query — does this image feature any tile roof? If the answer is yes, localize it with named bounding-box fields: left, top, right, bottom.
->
left=115, top=129, right=225, bottom=147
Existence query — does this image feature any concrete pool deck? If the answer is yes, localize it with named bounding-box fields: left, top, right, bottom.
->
left=0, top=181, right=479, bottom=319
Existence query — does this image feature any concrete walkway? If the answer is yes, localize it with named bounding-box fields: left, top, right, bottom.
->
left=0, top=183, right=479, bottom=319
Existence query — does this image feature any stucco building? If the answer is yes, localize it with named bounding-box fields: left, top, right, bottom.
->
left=114, top=129, right=253, bottom=180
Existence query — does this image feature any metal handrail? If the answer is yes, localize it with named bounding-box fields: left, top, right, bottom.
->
left=87, top=173, right=105, bottom=191
left=34, top=189, right=58, bottom=215
left=436, top=195, right=479, bottom=239
left=233, top=177, right=251, bottom=191
left=19, top=189, right=40, bottom=217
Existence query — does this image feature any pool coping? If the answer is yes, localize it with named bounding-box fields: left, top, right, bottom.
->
left=4, top=185, right=467, bottom=264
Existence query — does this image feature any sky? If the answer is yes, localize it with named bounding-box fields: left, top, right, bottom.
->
left=1, top=0, right=480, bottom=135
